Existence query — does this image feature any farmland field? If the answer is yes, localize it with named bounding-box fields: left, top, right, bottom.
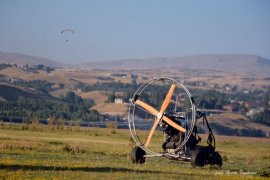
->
left=0, top=124, right=269, bottom=179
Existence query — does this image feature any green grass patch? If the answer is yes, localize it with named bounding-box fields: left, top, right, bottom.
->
left=0, top=125, right=269, bottom=179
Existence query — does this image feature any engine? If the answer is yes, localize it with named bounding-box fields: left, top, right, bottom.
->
left=161, top=113, right=199, bottom=151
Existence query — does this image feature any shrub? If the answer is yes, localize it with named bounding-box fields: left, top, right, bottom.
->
left=62, top=144, right=86, bottom=154
left=257, top=167, right=270, bottom=177
left=105, top=121, right=118, bottom=129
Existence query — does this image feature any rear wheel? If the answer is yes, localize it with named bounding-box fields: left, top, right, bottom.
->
left=130, top=146, right=146, bottom=164
left=210, top=151, right=222, bottom=167
left=191, top=149, right=206, bottom=167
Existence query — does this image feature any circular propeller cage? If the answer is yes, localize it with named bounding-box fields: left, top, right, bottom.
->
left=128, top=77, right=196, bottom=156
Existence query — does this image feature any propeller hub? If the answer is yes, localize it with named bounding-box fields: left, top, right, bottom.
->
left=157, top=113, right=163, bottom=119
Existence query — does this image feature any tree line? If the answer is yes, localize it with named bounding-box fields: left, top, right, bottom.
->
left=13, top=80, right=64, bottom=92
left=0, top=91, right=100, bottom=123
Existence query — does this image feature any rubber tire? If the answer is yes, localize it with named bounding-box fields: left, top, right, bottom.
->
left=130, top=146, right=146, bottom=164
left=191, top=149, right=206, bottom=167
left=210, top=151, right=222, bottom=167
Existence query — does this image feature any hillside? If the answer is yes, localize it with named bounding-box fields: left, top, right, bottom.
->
left=91, top=103, right=128, bottom=116
left=200, top=113, right=270, bottom=137
left=0, top=83, right=56, bottom=101
left=1, top=52, right=270, bottom=76
left=0, top=52, right=65, bottom=67
left=83, top=54, right=270, bottom=76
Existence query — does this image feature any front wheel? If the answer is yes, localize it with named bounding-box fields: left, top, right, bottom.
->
left=130, top=146, right=146, bottom=164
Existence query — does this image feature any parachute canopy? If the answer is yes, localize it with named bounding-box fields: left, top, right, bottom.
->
left=60, top=29, right=75, bottom=42
left=60, top=29, right=75, bottom=34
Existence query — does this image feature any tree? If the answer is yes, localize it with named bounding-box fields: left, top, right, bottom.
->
left=263, top=93, right=270, bottom=125
left=131, top=79, right=137, bottom=86
left=107, top=90, right=116, bottom=103
left=64, top=91, right=76, bottom=103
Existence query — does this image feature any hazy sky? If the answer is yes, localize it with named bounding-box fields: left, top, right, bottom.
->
left=0, top=0, right=269, bottom=64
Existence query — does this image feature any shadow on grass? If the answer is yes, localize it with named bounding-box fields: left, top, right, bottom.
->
left=0, top=163, right=208, bottom=177
left=0, top=164, right=154, bottom=173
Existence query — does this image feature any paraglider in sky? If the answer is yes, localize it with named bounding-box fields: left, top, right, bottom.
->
left=60, top=29, right=75, bottom=42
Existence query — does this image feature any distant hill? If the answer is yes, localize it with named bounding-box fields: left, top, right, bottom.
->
left=1, top=52, right=270, bottom=76
left=0, top=83, right=56, bottom=101
left=83, top=54, right=270, bottom=76
left=0, top=52, right=65, bottom=68
left=200, top=113, right=270, bottom=137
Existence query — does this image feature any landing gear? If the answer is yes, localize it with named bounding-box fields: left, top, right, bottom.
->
left=131, top=146, right=146, bottom=164
left=191, top=146, right=223, bottom=167
left=209, top=151, right=223, bottom=167
left=191, top=149, right=206, bottom=167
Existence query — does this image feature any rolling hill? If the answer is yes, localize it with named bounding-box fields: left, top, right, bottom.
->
left=0, top=52, right=65, bottom=67
left=1, top=52, right=270, bottom=76
left=84, top=54, right=270, bottom=76
left=0, top=83, right=56, bottom=101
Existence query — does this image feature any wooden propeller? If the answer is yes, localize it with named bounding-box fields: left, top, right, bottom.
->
left=134, top=84, right=186, bottom=147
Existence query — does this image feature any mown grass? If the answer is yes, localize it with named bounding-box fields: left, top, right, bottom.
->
left=0, top=123, right=269, bottom=179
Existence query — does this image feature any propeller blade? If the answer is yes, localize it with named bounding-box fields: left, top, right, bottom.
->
left=162, top=116, right=186, bottom=133
left=144, top=118, right=160, bottom=147
left=134, top=90, right=184, bottom=147
left=160, top=84, right=175, bottom=114
left=135, top=100, right=159, bottom=116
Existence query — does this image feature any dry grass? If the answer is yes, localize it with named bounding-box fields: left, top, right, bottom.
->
left=91, top=103, right=128, bottom=116
left=1, top=66, right=269, bottom=90
left=0, top=67, right=31, bottom=79
left=76, top=91, right=107, bottom=104
left=206, top=113, right=270, bottom=133
left=50, top=88, right=71, bottom=98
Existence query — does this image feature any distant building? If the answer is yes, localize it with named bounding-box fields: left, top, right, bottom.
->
left=243, top=89, right=250, bottom=94
left=223, top=102, right=241, bottom=112
left=115, top=98, right=123, bottom=104
left=225, top=86, right=231, bottom=92
left=223, top=104, right=233, bottom=112
left=111, top=73, right=127, bottom=78
left=11, top=78, right=16, bottom=83
left=242, top=101, right=254, bottom=108
left=246, top=107, right=264, bottom=117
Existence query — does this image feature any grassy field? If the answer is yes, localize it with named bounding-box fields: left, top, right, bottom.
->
left=0, top=124, right=269, bottom=179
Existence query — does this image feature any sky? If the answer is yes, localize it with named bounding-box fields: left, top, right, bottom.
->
left=0, top=0, right=269, bottom=64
